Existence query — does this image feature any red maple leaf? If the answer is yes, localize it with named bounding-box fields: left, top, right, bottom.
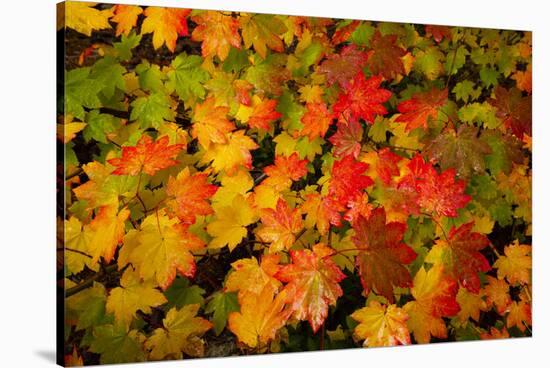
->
left=108, top=134, right=184, bottom=176
left=366, top=31, right=407, bottom=80
left=376, top=148, right=403, bottom=185
left=352, top=207, right=417, bottom=302
left=329, top=119, right=364, bottom=159
left=318, top=45, right=370, bottom=87
left=425, top=25, right=452, bottom=43
left=333, top=71, right=392, bottom=124
left=489, top=86, right=532, bottom=138
left=427, top=222, right=491, bottom=293
left=396, top=88, right=448, bottom=132
left=247, top=99, right=282, bottom=131
left=263, top=153, right=308, bottom=191
left=398, top=155, right=470, bottom=217
left=329, top=155, right=373, bottom=205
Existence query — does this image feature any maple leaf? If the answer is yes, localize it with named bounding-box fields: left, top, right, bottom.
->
left=262, top=153, right=308, bottom=191
left=146, top=304, right=212, bottom=360
left=106, top=268, right=167, bottom=327
left=244, top=98, right=282, bottom=131
left=256, top=199, right=304, bottom=253
left=300, top=102, right=334, bottom=141
left=65, top=346, right=83, bottom=367
left=507, top=301, right=531, bottom=332
left=398, top=154, right=471, bottom=217
left=65, top=2, right=113, bottom=36
left=483, top=276, right=511, bottom=315
left=87, top=204, right=130, bottom=264
left=403, top=266, right=460, bottom=343
left=331, top=20, right=361, bottom=45
left=200, top=130, right=259, bottom=174
left=366, top=31, right=407, bottom=80
left=275, top=244, right=345, bottom=332
left=328, top=155, right=373, bottom=205
left=89, top=325, right=146, bottom=364
left=351, top=300, right=410, bottom=347
left=481, top=327, right=510, bottom=340
left=192, top=96, right=235, bottom=149
left=191, top=11, right=242, bottom=61
left=425, top=125, right=492, bottom=179
left=302, top=193, right=343, bottom=236
left=225, top=255, right=282, bottom=297
left=456, top=287, right=488, bottom=324
left=128, top=210, right=205, bottom=290
left=425, top=25, right=452, bottom=43
left=489, top=86, right=532, bottom=137
left=396, top=88, right=448, bottom=131
left=141, top=7, right=190, bottom=52
left=426, top=222, right=490, bottom=293
left=318, top=45, right=370, bottom=87
left=333, top=72, right=392, bottom=124
left=111, top=5, right=143, bottom=36
left=240, top=14, right=287, bottom=59
left=64, top=217, right=98, bottom=274
left=207, top=195, right=255, bottom=251
left=352, top=208, right=416, bottom=302
left=493, top=241, right=532, bottom=285
left=228, top=285, right=294, bottom=348
left=362, top=147, right=403, bottom=185
left=329, top=119, right=364, bottom=159
left=108, top=134, right=184, bottom=176
left=167, top=52, right=210, bottom=102
left=166, top=167, right=218, bottom=224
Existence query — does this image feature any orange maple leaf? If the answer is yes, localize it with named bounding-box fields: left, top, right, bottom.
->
left=108, top=134, right=184, bottom=176
left=262, top=153, right=308, bottom=191
left=351, top=301, right=410, bottom=347
left=396, top=88, right=448, bottom=132
left=329, top=119, right=364, bottom=159
left=191, top=11, right=242, bottom=61
left=247, top=98, right=282, bottom=130
left=276, top=244, right=346, bottom=332
left=192, top=96, right=236, bottom=149
left=141, top=7, right=191, bottom=52
left=328, top=155, right=373, bottom=206
left=87, top=204, right=130, bottom=264
left=300, top=102, right=334, bottom=141
left=111, top=5, right=143, bottom=36
left=225, top=255, right=282, bottom=297
left=256, top=198, right=304, bottom=253
left=166, top=167, right=218, bottom=225
left=352, top=207, right=416, bottom=302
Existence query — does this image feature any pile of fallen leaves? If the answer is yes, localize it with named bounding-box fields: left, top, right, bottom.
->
left=58, top=2, right=532, bottom=366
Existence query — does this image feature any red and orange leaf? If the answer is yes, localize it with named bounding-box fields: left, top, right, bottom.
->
left=507, top=301, right=531, bottom=332
left=247, top=98, right=282, bottom=130
left=404, top=265, right=459, bottom=343
left=329, top=119, right=364, bottom=159
left=112, top=5, right=143, bottom=36
left=141, top=7, right=190, bottom=52
left=351, top=301, right=411, bottom=347
left=256, top=199, right=303, bottom=253
left=333, top=72, right=392, bottom=124
left=366, top=31, right=407, bottom=80
left=298, top=102, right=333, bottom=141
left=191, top=11, right=242, bottom=61
left=192, top=96, right=235, bottom=149
left=108, top=134, right=184, bottom=176
left=398, top=154, right=471, bottom=217
left=275, top=244, right=346, bottom=332
left=331, top=20, right=361, bottom=45
left=352, top=207, right=416, bottom=302
left=228, top=285, right=294, bottom=348
left=481, top=327, right=510, bottom=340
left=396, top=88, right=448, bottom=131
left=483, top=276, right=511, bottom=315
left=426, top=221, right=490, bottom=293
left=302, top=193, right=343, bottom=236
left=262, top=153, right=308, bottom=191
left=166, top=167, right=218, bottom=224
left=425, top=25, right=452, bottom=43
left=318, top=45, right=370, bottom=87
left=329, top=155, right=373, bottom=205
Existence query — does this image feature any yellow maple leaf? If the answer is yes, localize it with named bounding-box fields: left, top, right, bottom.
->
left=111, top=5, right=143, bottom=36
left=455, top=287, right=488, bottom=324
left=351, top=300, right=410, bottom=347
left=212, top=169, right=253, bottom=207
left=493, top=241, right=532, bottom=285
left=225, top=255, right=282, bottom=297
left=141, top=7, right=191, bottom=52
left=86, top=203, right=130, bottom=264
left=239, top=14, right=286, bottom=59
left=207, top=195, right=255, bottom=251
left=106, top=268, right=167, bottom=327
left=228, top=285, right=293, bottom=348
left=65, top=2, right=113, bottom=36
left=128, top=210, right=205, bottom=290
left=64, top=217, right=98, bottom=274
left=192, top=96, right=235, bottom=149
left=506, top=300, right=531, bottom=332
left=483, top=276, right=511, bottom=315
left=201, top=130, right=259, bottom=175
left=145, top=304, right=212, bottom=360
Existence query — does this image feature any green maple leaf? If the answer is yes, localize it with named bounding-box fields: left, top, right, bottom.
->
left=277, top=90, right=305, bottom=133
left=205, top=291, right=239, bottom=335
left=453, top=81, right=481, bottom=103
left=136, top=60, right=166, bottom=93
left=164, top=277, right=206, bottom=308
left=83, top=110, right=120, bottom=143
left=167, top=52, right=210, bottom=102
left=413, top=46, right=444, bottom=80
left=481, top=130, right=523, bottom=175
left=480, top=67, right=499, bottom=87
left=89, top=324, right=146, bottom=364
left=89, top=56, right=126, bottom=100
left=223, top=47, right=250, bottom=73
left=130, top=92, right=175, bottom=129
left=114, top=32, right=142, bottom=61
left=65, top=67, right=104, bottom=120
